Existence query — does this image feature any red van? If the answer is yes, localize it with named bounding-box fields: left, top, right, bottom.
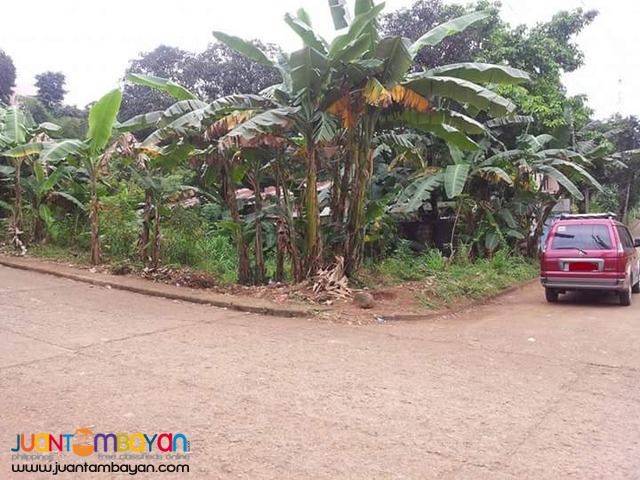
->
left=540, top=213, right=640, bottom=306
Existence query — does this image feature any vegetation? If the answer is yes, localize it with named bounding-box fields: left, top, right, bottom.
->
left=356, top=244, right=537, bottom=308
left=0, top=50, right=16, bottom=104
left=0, top=0, right=635, bottom=306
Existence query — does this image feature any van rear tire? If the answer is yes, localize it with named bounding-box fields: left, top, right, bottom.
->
left=545, top=288, right=559, bottom=303
left=620, top=283, right=632, bottom=306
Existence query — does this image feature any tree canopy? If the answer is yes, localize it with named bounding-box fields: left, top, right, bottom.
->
left=35, top=71, right=67, bottom=111
left=0, top=50, right=16, bottom=104
left=382, top=0, right=597, bottom=132
left=119, top=42, right=281, bottom=122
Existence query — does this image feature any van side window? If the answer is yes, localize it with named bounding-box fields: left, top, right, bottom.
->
left=616, top=226, right=634, bottom=249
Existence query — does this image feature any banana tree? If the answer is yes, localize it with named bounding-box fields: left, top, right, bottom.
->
left=0, top=106, right=61, bottom=248
left=213, top=1, right=531, bottom=275
left=128, top=143, right=195, bottom=268
left=469, top=134, right=603, bottom=254
left=395, top=132, right=603, bottom=256
left=8, top=91, right=125, bottom=263
left=81, top=89, right=124, bottom=264
left=210, top=28, right=340, bottom=275
left=119, top=75, right=275, bottom=283
left=21, top=162, right=85, bottom=243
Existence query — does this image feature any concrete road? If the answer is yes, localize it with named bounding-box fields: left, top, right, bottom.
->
left=1, top=266, right=639, bottom=479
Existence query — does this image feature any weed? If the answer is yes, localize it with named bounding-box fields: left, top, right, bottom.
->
left=356, top=245, right=538, bottom=309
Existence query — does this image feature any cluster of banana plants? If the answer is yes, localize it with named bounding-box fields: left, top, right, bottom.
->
left=0, top=105, right=83, bottom=251
left=0, top=0, right=610, bottom=283
left=116, top=0, right=553, bottom=283
left=392, top=129, right=607, bottom=257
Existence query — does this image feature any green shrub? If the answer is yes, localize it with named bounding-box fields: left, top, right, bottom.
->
left=195, top=235, right=238, bottom=284
left=356, top=244, right=538, bottom=308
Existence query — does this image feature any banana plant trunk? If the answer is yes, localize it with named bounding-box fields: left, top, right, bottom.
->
left=305, top=141, right=322, bottom=276
left=12, top=159, right=24, bottom=248
left=335, top=146, right=352, bottom=226
left=621, top=175, right=634, bottom=222
left=343, top=116, right=377, bottom=276
left=33, top=206, right=45, bottom=244
left=252, top=175, right=266, bottom=285
left=527, top=199, right=556, bottom=257
left=276, top=164, right=302, bottom=282
left=89, top=173, right=101, bottom=265
left=222, top=160, right=251, bottom=285
left=151, top=201, right=161, bottom=269
left=139, top=192, right=152, bottom=265
left=274, top=178, right=285, bottom=283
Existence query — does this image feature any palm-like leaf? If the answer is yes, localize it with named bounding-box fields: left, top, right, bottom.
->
left=128, top=73, right=197, bottom=101
left=331, top=34, right=373, bottom=64
left=424, top=63, right=531, bottom=85
left=4, top=107, right=27, bottom=145
left=444, top=164, right=471, bottom=198
left=290, top=47, right=330, bottom=95
left=222, top=107, right=297, bottom=144
left=537, top=165, right=584, bottom=200
left=3, top=142, right=46, bottom=158
left=159, top=100, right=209, bottom=127
left=486, top=115, right=534, bottom=128
left=396, top=173, right=445, bottom=212
left=409, top=11, right=490, bottom=57
left=40, top=140, right=84, bottom=164
left=284, top=13, right=328, bottom=54
left=478, top=166, right=513, bottom=185
left=401, top=110, right=486, bottom=135
left=88, top=89, right=122, bottom=155
left=329, top=3, right=385, bottom=57
left=51, top=191, right=86, bottom=210
left=37, top=122, right=63, bottom=135
left=406, top=76, right=516, bottom=118
left=376, top=37, right=412, bottom=85
left=212, top=32, right=275, bottom=68
left=118, top=111, right=163, bottom=133
left=549, top=159, right=602, bottom=190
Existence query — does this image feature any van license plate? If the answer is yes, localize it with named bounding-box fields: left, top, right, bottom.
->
left=569, top=262, right=598, bottom=272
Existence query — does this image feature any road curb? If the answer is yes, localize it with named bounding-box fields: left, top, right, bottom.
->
left=381, top=281, right=536, bottom=322
left=0, top=256, right=315, bottom=318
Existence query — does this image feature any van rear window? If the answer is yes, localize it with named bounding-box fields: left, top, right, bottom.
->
left=551, top=224, right=612, bottom=250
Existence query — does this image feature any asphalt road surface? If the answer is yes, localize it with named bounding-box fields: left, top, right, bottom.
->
left=1, top=265, right=639, bottom=479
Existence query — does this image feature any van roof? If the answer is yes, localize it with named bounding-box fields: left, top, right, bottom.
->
left=557, top=213, right=617, bottom=220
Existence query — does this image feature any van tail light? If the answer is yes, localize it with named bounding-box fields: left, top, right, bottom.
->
left=618, top=242, right=624, bottom=254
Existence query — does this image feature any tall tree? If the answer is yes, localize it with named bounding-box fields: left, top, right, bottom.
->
left=382, top=1, right=597, bottom=133
left=119, top=43, right=281, bottom=122
left=482, top=8, right=598, bottom=132
left=35, top=71, right=67, bottom=111
left=0, top=50, right=16, bottom=104
left=382, top=0, right=499, bottom=68
left=187, top=41, right=281, bottom=100
left=119, top=46, right=191, bottom=122
left=590, top=115, right=640, bottom=219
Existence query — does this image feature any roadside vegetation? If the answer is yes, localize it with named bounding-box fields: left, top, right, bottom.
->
left=1, top=0, right=639, bottom=306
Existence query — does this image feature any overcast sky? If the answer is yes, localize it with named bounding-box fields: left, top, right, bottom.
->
left=0, top=0, right=636, bottom=119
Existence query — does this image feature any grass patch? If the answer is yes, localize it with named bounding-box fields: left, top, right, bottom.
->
left=419, top=253, right=539, bottom=308
left=27, top=244, right=92, bottom=265
left=356, top=243, right=539, bottom=309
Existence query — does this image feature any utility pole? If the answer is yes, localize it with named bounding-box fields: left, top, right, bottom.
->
left=618, top=78, right=623, bottom=114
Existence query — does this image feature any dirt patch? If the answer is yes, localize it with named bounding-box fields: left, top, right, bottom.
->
left=138, top=267, right=218, bottom=289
